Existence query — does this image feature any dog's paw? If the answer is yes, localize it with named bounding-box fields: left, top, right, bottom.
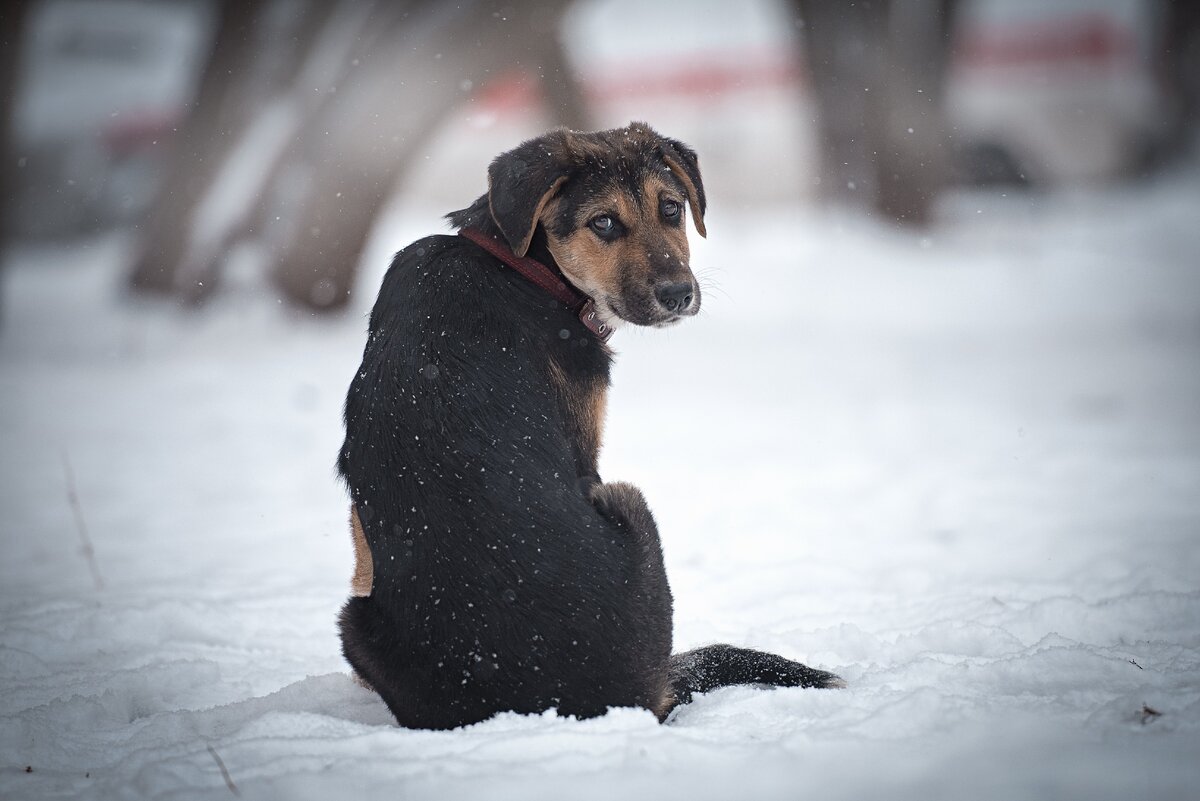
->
left=577, top=474, right=601, bottom=499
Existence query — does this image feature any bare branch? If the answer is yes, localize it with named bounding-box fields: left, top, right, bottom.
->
left=206, top=744, right=241, bottom=796
left=61, top=451, right=103, bottom=591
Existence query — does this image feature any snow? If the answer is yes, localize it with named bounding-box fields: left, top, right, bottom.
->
left=2, top=166, right=1199, bottom=800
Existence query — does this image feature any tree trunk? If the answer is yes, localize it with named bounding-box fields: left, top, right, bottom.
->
left=127, top=0, right=266, bottom=295
left=269, top=0, right=589, bottom=311
left=0, top=0, right=32, bottom=328
left=793, top=0, right=958, bottom=226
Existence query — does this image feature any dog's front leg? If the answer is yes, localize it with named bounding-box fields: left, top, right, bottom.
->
left=576, top=472, right=602, bottom=500
left=586, top=479, right=675, bottom=716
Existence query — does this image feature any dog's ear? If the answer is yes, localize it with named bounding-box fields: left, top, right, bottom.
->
left=659, top=138, right=707, bottom=238
left=488, top=132, right=573, bottom=257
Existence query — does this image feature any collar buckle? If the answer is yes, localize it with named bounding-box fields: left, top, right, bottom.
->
left=578, top=299, right=613, bottom=342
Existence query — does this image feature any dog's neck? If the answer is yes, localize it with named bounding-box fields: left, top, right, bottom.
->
left=445, top=194, right=505, bottom=243
left=457, top=224, right=614, bottom=342
left=523, top=227, right=557, bottom=271
left=447, top=195, right=558, bottom=268
left=449, top=195, right=618, bottom=341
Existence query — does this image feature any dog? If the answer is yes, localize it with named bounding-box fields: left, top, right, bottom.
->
left=337, top=122, right=842, bottom=729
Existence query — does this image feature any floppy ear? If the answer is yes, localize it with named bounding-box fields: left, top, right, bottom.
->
left=659, top=138, right=707, bottom=238
left=487, top=131, right=573, bottom=256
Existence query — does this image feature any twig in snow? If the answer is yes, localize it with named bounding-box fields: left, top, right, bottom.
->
left=61, top=451, right=104, bottom=591
left=1139, top=704, right=1162, bottom=725
left=206, top=744, right=240, bottom=796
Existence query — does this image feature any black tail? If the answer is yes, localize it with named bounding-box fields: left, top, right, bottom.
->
left=665, top=644, right=844, bottom=715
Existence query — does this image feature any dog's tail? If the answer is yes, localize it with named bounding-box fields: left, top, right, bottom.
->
left=665, top=644, right=844, bottom=714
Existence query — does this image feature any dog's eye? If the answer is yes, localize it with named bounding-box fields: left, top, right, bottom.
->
left=661, top=199, right=682, bottom=220
left=589, top=215, right=617, bottom=237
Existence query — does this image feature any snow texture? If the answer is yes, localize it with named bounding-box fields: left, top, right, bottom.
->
left=2, top=169, right=1199, bottom=799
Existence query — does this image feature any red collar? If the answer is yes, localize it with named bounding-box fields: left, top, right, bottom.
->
left=459, top=227, right=613, bottom=342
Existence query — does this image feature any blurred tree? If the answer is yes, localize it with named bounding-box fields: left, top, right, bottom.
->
left=128, top=0, right=279, bottom=295
left=0, top=0, right=33, bottom=325
left=792, top=0, right=959, bottom=226
left=1155, top=0, right=1200, bottom=160
left=129, top=0, right=589, bottom=311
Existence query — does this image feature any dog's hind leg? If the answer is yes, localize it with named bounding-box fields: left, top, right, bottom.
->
left=349, top=504, right=373, bottom=597
left=665, top=643, right=845, bottom=715
left=586, top=481, right=675, bottom=714
left=586, top=483, right=845, bottom=720
left=587, top=481, right=659, bottom=550
left=587, top=481, right=672, bottom=618
left=347, top=504, right=374, bottom=690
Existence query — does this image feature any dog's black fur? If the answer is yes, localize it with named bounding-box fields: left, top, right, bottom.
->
left=338, top=123, right=842, bottom=730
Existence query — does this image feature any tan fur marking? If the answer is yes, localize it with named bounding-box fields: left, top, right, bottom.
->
left=547, top=357, right=568, bottom=390
left=350, top=503, right=373, bottom=597
left=660, top=152, right=707, bottom=237
left=641, top=175, right=692, bottom=260
left=543, top=177, right=693, bottom=325
left=555, top=188, right=633, bottom=297
left=588, top=384, right=608, bottom=464
left=653, top=686, right=675, bottom=722
left=547, top=227, right=623, bottom=306
left=547, top=358, right=608, bottom=474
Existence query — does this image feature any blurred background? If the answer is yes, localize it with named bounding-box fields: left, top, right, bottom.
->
left=2, top=0, right=1198, bottom=601
left=1, top=0, right=1196, bottom=311
left=3, top=3, right=1200, bottom=796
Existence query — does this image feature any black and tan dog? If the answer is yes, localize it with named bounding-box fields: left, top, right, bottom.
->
left=337, top=122, right=842, bottom=729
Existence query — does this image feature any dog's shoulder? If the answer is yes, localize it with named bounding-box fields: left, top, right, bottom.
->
left=372, top=234, right=471, bottom=314
left=384, top=233, right=465, bottom=275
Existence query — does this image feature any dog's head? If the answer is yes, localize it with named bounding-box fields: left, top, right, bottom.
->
left=486, top=122, right=706, bottom=328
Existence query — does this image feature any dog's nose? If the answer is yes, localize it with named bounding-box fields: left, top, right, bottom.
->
left=655, top=282, right=694, bottom=313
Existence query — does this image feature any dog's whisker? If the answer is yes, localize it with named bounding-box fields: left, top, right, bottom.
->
left=696, top=278, right=730, bottom=302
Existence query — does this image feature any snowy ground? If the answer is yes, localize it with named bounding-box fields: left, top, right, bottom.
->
left=2, top=166, right=1199, bottom=800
